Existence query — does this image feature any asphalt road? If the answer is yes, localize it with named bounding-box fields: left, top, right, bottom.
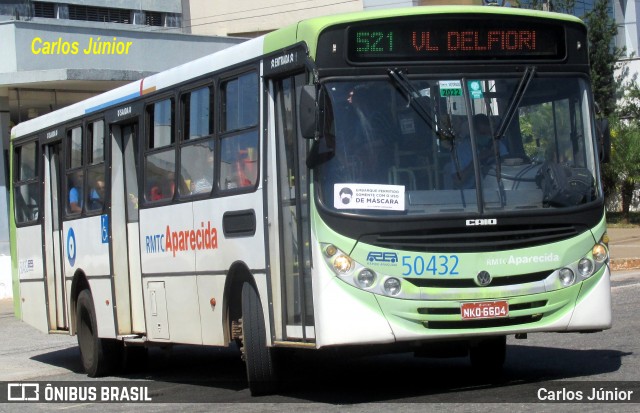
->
left=1, top=269, right=639, bottom=412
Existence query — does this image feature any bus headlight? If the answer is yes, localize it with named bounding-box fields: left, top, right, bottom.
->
left=577, top=257, right=594, bottom=277
left=383, top=277, right=401, bottom=296
left=320, top=243, right=419, bottom=299
left=325, top=244, right=338, bottom=257
left=356, top=269, right=376, bottom=288
left=333, top=255, right=353, bottom=274
left=592, top=243, right=608, bottom=263
left=559, top=268, right=575, bottom=286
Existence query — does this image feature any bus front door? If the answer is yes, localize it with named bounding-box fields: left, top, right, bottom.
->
left=271, top=75, right=315, bottom=342
left=42, top=142, right=67, bottom=330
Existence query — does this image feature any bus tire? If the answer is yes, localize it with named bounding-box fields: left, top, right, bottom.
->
left=76, top=289, right=122, bottom=377
left=469, top=335, right=506, bottom=374
left=241, top=281, right=278, bottom=396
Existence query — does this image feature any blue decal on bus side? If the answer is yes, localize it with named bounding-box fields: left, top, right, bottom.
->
left=84, top=91, right=140, bottom=114
left=101, top=215, right=109, bottom=244
left=67, top=228, right=76, bottom=267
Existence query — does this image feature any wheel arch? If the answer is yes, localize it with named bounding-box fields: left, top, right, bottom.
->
left=222, top=261, right=259, bottom=344
left=69, top=269, right=90, bottom=335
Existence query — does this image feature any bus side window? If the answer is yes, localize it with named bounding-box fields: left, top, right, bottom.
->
left=144, top=99, right=176, bottom=203
left=219, top=71, right=259, bottom=191
left=220, top=131, right=258, bottom=189
left=66, top=126, right=84, bottom=214
left=14, top=141, right=40, bottom=224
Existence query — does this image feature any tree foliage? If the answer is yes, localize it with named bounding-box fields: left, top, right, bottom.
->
left=602, top=119, right=640, bottom=219
left=517, top=0, right=637, bottom=213
left=584, top=0, right=626, bottom=117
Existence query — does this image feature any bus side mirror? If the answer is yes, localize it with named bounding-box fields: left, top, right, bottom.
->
left=596, top=118, right=611, bottom=163
left=299, top=85, right=317, bottom=139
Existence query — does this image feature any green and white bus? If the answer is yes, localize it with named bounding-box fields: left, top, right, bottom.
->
left=10, top=6, right=611, bottom=395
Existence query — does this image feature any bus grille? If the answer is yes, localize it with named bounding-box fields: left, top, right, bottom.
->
left=359, top=224, right=582, bottom=253
left=405, top=271, right=551, bottom=288
left=424, top=315, right=543, bottom=329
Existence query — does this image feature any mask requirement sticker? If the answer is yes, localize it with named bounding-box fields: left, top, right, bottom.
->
left=334, top=184, right=405, bottom=211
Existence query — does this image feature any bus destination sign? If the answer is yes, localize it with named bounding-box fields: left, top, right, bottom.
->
left=347, top=17, right=565, bottom=62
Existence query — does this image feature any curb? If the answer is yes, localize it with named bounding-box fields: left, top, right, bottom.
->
left=610, top=258, right=640, bottom=271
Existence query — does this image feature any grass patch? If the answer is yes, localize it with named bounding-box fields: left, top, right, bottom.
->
left=606, top=211, right=640, bottom=227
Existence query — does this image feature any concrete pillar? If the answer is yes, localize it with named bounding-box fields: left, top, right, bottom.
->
left=0, top=88, right=12, bottom=299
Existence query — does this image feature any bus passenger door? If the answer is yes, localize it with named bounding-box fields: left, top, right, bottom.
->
left=42, top=142, right=67, bottom=330
left=109, top=122, right=144, bottom=334
left=270, top=75, right=314, bottom=342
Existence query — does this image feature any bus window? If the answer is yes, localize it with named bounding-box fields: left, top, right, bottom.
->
left=13, top=141, right=39, bottom=223
left=222, top=72, right=258, bottom=132
left=145, top=99, right=177, bottom=203
left=68, top=126, right=83, bottom=168
left=66, top=126, right=84, bottom=214
left=183, top=86, right=213, bottom=140
left=148, top=98, right=175, bottom=149
left=180, top=86, right=215, bottom=196
left=181, top=140, right=215, bottom=195
left=145, top=150, right=176, bottom=202
left=220, top=131, right=258, bottom=190
left=89, top=120, right=105, bottom=164
left=86, top=120, right=106, bottom=212
left=219, top=72, right=259, bottom=191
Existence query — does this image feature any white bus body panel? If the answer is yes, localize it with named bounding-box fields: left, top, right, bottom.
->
left=193, top=192, right=266, bottom=271
left=567, top=266, right=612, bottom=330
left=310, top=235, right=396, bottom=348
left=140, top=203, right=196, bottom=274
left=140, top=203, right=199, bottom=343
left=138, top=190, right=266, bottom=345
left=193, top=191, right=266, bottom=346
left=16, top=225, right=48, bottom=333
left=62, top=217, right=110, bottom=277
left=62, top=217, right=115, bottom=338
left=144, top=276, right=200, bottom=343
left=86, top=278, right=116, bottom=338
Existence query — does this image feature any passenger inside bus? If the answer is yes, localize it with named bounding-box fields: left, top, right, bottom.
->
left=445, top=114, right=508, bottom=189
left=68, top=170, right=84, bottom=213
left=149, top=171, right=175, bottom=201
left=88, top=179, right=105, bottom=210
left=192, top=151, right=215, bottom=194
left=221, top=142, right=257, bottom=189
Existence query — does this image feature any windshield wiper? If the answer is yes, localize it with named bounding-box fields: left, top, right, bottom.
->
left=388, top=69, right=464, bottom=180
left=387, top=69, right=453, bottom=140
left=494, top=66, right=536, bottom=140
left=491, top=66, right=536, bottom=197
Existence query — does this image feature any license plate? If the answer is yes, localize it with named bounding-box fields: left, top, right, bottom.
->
left=460, top=301, right=509, bottom=320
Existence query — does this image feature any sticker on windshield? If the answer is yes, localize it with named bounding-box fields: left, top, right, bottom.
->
left=334, top=184, right=405, bottom=211
left=468, top=80, right=484, bottom=99
left=439, top=80, right=462, bottom=97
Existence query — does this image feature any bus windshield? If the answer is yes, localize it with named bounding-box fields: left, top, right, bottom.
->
left=315, top=75, right=600, bottom=216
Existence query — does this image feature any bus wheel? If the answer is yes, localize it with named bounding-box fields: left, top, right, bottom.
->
left=469, top=335, right=506, bottom=374
left=76, top=289, right=122, bottom=377
left=241, top=282, right=278, bottom=396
